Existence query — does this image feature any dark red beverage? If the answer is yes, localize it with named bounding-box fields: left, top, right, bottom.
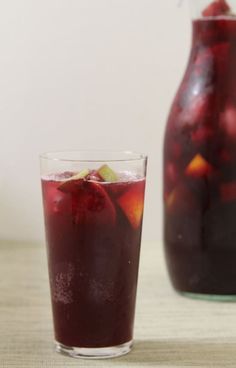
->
left=164, top=0, right=236, bottom=297
left=41, top=163, right=146, bottom=356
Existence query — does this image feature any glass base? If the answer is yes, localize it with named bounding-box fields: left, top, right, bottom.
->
left=55, top=340, right=133, bottom=360
left=181, top=292, right=236, bottom=302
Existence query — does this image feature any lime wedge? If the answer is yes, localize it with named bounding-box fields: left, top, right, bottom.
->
left=98, top=164, right=118, bottom=182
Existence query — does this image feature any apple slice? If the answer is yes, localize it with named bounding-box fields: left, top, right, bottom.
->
left=117, top=181, right=145, bottom=229
left=220, top=182, right=236, bottom=202
left=185, top=154, right=212, bottom=178
left=58, top=169, right=89, bottom=193
left=202, top=0, right=230, bottom=17
left=98, top=164, right=118, bottom=182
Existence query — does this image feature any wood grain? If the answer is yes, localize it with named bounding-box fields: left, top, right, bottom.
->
left=1, top=240, right=236, bottom=367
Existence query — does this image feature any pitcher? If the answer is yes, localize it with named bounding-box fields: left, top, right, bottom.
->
left=164, top=0, right=236, bottom=300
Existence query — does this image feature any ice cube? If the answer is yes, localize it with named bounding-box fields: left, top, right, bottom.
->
left=87, top=170, right=103, bottom=182
left=118, top=171, right=141, bottom=182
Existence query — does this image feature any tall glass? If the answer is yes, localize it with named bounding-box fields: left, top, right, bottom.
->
left=40, top=150, right=147, bottom=359
left=164, top=0, right=236, bottom=300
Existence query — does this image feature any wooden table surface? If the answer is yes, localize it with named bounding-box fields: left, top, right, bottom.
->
left=1, top=240, right=236, bottom=367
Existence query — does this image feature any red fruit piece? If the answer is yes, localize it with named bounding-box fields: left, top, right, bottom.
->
left=220, top=182, right=236, bottom=202
left=58, top=178, right=84, bottom=194
left=42, top=181, right=72, bottom=215
left=106, top=182, right=128, bottom=198
left=58, top=169, right=90, bottom=193
left=220, top=106, right=236, bottom=139
left=186, top=154, right=213, bottom=178
left=195, top=47, right=213, bottom=70
left=220, top=149, right=231, bottom=163
left=117, top=181, right=145, bottom=229
left=166, top=162, right=178, bottom=184
left=202, top=0, right=230, bottom=17
left=172, top=143, right=182, bottom=158
left=191, top=126, right=214, bottom=144
left=75, top=182, right=116, bottom=226
left=212, top=42, right=230, bottom=76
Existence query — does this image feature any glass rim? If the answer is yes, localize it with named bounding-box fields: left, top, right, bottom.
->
left=40, top=150, right=148, bottom=163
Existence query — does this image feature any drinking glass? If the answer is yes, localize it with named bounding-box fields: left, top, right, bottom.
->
left=40, top=150, right=147, bottom=359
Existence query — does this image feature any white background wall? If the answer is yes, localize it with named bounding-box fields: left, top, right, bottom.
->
left=0, top=0, right=191, bottom=244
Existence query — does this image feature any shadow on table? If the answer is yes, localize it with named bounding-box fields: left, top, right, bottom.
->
left=121, top=339, right=236, bottom=366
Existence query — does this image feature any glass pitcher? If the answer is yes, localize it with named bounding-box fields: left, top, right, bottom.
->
left=163, top=0, right=236, bottom=300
